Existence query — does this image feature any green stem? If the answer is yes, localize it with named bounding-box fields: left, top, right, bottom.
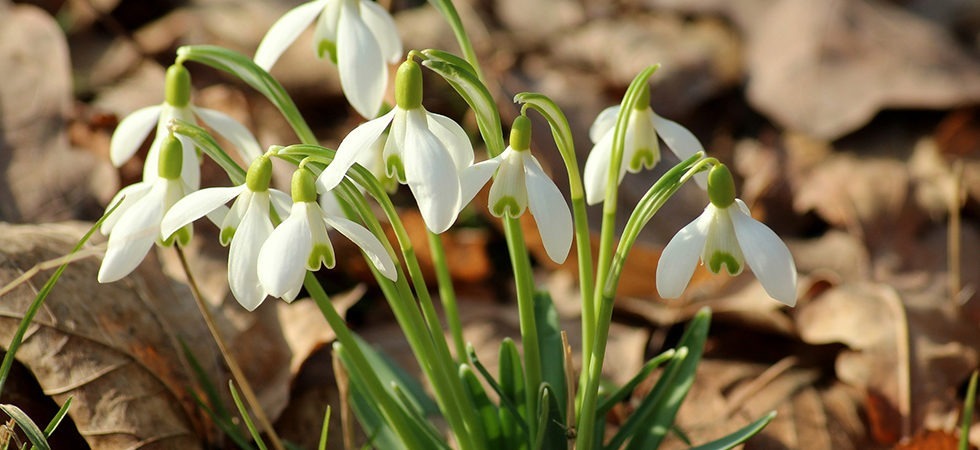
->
left=427, top=0, right=485, bottom=82
left=428, top=230, right=467, bottom=362
left=503, top=216, right=541, bottom=440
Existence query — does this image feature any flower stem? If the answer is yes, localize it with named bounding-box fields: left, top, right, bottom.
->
left=428, top=230, right=466, bottom=362
left=174, top=247, right=285, bottom=450
left=504, top=216, right=541, bottom=440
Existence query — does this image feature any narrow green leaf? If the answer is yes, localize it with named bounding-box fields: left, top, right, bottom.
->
left=419, top=49, right=478, bottom=78
left=596, top=349, right=676, bottom=416
left=534, top=291, right=567, bottom=420
left=42, top=397, right=70, bottom=438
left=188, top=390, right=255, bottom=450
left=961, top=371, right=978, bottom=450
left=689, top=411, right=776, bottom=450
left=499, top=338, right=530, bottom=449
left=535, top=383, right=567, bottom=450
left=465, top=344, right=527, bottom=433
left=318, top=406, right=331, bottom=450
left=419, top=57, right=505, bottom=157
left=170, top=119, right=247, bottom=184
left=1, top=404, right=50, bottom=450
left=229, top=381, right=269, bottom=450
left=460, top=365, right=503, bottom=449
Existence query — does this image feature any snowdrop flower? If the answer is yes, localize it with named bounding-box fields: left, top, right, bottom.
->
left=318, top=60, right=474, bottom=234
left=462, top=115, right=573, bottom=263
left=161, top=155, right=290, bottom=311
left=656, top=164, right=797, bottom=306
left=584, top=84, right=706, bottom=205
left=254, top=0, right=402, bottom=118
left=110, top=64, right=262, bottom=190
left=98, top=135, right=192, bottom=283
left=258, top=167, right=397, bottom=301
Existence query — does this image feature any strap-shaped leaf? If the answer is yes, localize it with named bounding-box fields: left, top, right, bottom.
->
left=596, top=348, right=676, bottom=416
left=420, top=54, right=505, bottom=157
left=170, top=119, right=247, bottom=185
left=1, top=403, right=50, bottom=450
left=688, top=411, right=776, bottom=450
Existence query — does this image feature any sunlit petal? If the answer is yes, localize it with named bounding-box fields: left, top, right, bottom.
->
left=337, top=0, right=386, bottom=118
left=258, top=203, right=312, bottom=299
left=161, top=185, right=245, bottom=237
left=426, top=111, right=473, bottom=171
left=359, top=0, right=402, bottom=62
left=458, top=158, right=500, bottom=210
left=582, top=130, right=616, bottom=205
left=524, top=155, right=573, bottom=263
left=730, top=200, right=798, bottom=306
left=193, top=107, right=262, bottom=162
left=651, top=112, right=707, bottom=188
left=98, top=181, right=168, bottom=283
left=324, top=215, right=397, bottom=280
left=254, top=0, right=329, bottom=70
left=588, top=105, right=619, bottom=144
left=228, top=193, right=273, bottom=310
left=318, top=109, right=396, bottom=191
left=101, top=182, right=153, bottom=235
left=403, top=110, right=460, bottom=233
left=269, top=188, right=292, bottom=219
left=656, top=208, right=712, bottom=298
left=110, top=105, right=161, bottom=166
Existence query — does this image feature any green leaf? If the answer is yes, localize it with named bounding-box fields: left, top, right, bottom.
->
left=229, top=381, right=268, bottom=450
left=534, top=291, right=567, bottom=419
left=170, top=119, right=247, bottom=185
left=42, top=397, right=71, bottom=439
left=596, top=349, right=676, bottom=417
left=176, top=45, right=316, bottom=144
left=460, top=365, right=503, bottom=449
left=419, top=54, right=505, bottom=157
left=535, top=383, right=567, bottom=450
left=499, top=338, right=530, bottom=449
left=512, top=93, right=574, bottom=163
left=961, top=370, right=978, bottom=450
left=420, top=49, right=478, bottom=79
left=318, top=406, right=331, bottom=450
left=689, top=411, right=776, bottom=450
left=1, top=404, right=50, bottom=450
left=188, top=390, right=255, bottom=450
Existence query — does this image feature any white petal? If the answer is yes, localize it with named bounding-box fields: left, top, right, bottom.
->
left=337, top=0, right=386, bottom=118
left=98, top=181, right=168, bottom=282
left=258, top=203, right=312, bottom=299
left=110, top=105, right=161, bottom=166
left=403, top=110, right=460, bottom=233
left=254, top=0, right=329, bottom=70
left=656, top=207, right=712, bottom=298
left=623, top=109, right=660, bottom=173
left=325, top=215, right=397, bottom=280
left=427, top=111, right=474, bottom=171
left=524, top=155, right=573, bottom=263
left=730, top=201, right=798, bottom=306
left=193, top=107, right=262, bottom=163
left=588, top=105, right=619, bottom=144
left=650, top=112, right=707, bottom=188
left=488, top=149, right=527, bottom=217
left=228, top=193, right=273, bottom=310
left=359, top=0, right=402, bottom=62
left=313, top=0, right=342, bottom=52
left=102, top=182, right=153, bottom=235
left=269, top=188, right=293, bottom=219
left=318, top=109, right=396, bottom=192
left=161, top=185, right=245, bottom=237
left=458, top=158, right=500, bottom=211
left=582, top=130, right=617, bottom=205
left=142, top=106, right=199, bottom=189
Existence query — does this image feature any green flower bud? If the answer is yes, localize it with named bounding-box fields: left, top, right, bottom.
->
left=245, top=155, right=273, bottom=192
left=395, top=60, right=423, bottom=110
left=291, top=168, right=318, bottom=203
left=707, top=164, right=736, bottom=208
left=158, top=134, right=183, bottom=180
left=509, top=115, right=532, bottom=152
left=165, top=64, right=192, bottom=108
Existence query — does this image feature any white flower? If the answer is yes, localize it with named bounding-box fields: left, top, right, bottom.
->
left=583, top=102, right=706, bottom=205
left=99, top=136, right=192, bottom=283
left=257, top=169, right=397, bottom=301
left=254, top=0, right=402, bottom=118
left=110, top=65, right=262, bottom=190
left=318, top=62, right=473, bottom=234
left=160, top=157, right=290, bottom=311
left=461, top=116, right=573, bottom=263
left=656, top=165, right=797, bottom=306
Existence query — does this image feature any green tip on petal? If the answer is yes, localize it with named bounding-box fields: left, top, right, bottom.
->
left=292, top=168, right=318, bottom=203
left=220, top=227, right=235, bottom=246
left=158, top=134, right=184, bottom=180
left=246, top=155, right=273, bottom=192
left=707, top=164, right=736, bottom=208
left=317, top=39, right=338, bottom=64
left=161, top=226, right=193, bottom=247
left=395, top=60, right=423, bottom=110
left=491, top=196, right=522, bottom=218
left=309, top=243, right=336, bottom=270
left=165, top=64, right=192, bottom=107
left=386, top=155, right=406, bottom=183
left=629, top=149, right=656, bottom=171
left=634, top=83, right=650, bottom=111
left=509, top=115, right=532, bottom=151
left=707, top=251, right=741, bottom=275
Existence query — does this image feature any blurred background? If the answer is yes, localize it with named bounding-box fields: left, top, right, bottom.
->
left=1, top=0, right=979, bottom=448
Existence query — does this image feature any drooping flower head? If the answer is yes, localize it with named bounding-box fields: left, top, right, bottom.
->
left=161, top=155, right=290, bottom=310
left=583, top=83, right=706, bottom=205
left=656, top=164, right=797, bottom=306
left=110, top=63, right=262, bottom=191
left=254, top=0, right=403, bottom=119
left=98, top=134, right=193, bottom=283
left=460, top=115, right=573, bottom=263
left=258, top=166, right=397, bottom=301
left=318, top=59, right=474, bottom=234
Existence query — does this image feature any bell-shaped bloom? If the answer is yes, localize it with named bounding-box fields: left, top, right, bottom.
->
left=110, top=64, right=262, bottom=190
left=160, top=156, right=289, bottom=311
left=583, top=87, right=706, bottom=205
left=99, top=135, right=192, bottom=283
left=656, top=165, right=797, bottom=306
left=254, top=0, right=402, bottom=118
left=462, top=116, right=573, bottom=263
left=258, top=168, right=397, bottom=301
left=318, top=61, right=473, bottom=234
